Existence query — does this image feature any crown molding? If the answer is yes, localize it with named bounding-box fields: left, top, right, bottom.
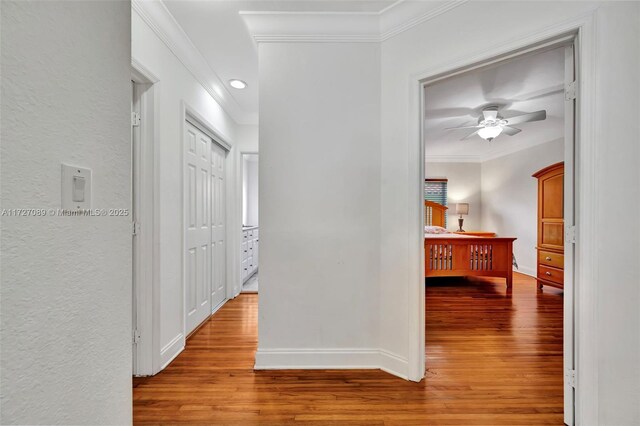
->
left=240, top=0, right=468, bottom=44
left=379, top=0, right=468, bottom=41
left=426, top=136, right=564, bottom=164
left=425, top=155, right=481, bottom=163
left=480, top=136, right=564, bottom=162
left=132, top=0, right=258, bottom=125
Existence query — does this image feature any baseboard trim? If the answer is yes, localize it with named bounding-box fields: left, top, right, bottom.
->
left=515, top=265, right=536, bottom=278
left=254, top=348, right=409, bottom=379
left=160, top=333, right=184, bottom=369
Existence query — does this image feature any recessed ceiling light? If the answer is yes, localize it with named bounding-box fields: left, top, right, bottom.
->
left=229, top=79, right=247, bottom=90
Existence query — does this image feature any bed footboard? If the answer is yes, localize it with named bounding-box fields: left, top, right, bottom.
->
left=424, top=237, right=516, bottom=287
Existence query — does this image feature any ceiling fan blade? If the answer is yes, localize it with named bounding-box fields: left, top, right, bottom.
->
left=504, top=110, right=546, bottom=125
left=444, top=124, right=482, bottom=131
left=502, top=126, right=522, bottom=136
left=482, top=109, right=499, bottom=121
left=461, top=130, right=480, bottom=140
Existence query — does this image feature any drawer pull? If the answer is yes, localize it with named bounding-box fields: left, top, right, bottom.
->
left=545, top=271, right=551, bottom=276
left=545, top=256, right=552, bottom=261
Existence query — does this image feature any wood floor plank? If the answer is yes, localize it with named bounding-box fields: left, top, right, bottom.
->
left=133, top=272, right=564, bottom=425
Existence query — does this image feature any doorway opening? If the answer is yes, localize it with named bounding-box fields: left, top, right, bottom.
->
left=131, top=65, right=158, bottom=377
left=241, top=153, right=259, bottom=293
left=421, top=37, right=577, bottom=425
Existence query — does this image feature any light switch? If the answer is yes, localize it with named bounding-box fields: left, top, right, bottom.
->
left=72, top=176, right=85, bottom=202
left=62, top=164, right=91, bottom=210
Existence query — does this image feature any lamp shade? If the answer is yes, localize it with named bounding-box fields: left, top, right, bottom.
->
left=455, top=203, right=469, bottom=215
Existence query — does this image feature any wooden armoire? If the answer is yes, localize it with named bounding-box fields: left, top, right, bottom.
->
left=532, top=162, right=564, bottom=289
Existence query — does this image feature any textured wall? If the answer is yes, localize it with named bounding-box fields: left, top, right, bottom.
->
left=1, top=2, right=132, bottom=424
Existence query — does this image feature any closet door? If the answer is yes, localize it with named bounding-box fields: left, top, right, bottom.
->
left=210, top=141, right=227, bottom=310
left=184, top=122, right=212, bottom=335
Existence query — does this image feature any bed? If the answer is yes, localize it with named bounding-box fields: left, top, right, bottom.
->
left=424, top=201, right=516, bottom=288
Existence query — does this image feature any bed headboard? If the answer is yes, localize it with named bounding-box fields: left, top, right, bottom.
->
left=425, top=201, right=447, bottom=227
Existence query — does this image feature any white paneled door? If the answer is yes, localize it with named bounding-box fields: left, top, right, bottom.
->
left=210, top=142, right=226, bottom=310
left=184, top=121, right=227, bottom=336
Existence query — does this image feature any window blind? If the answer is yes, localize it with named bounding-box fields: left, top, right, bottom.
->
left=425, top=179, right=448, bottom=226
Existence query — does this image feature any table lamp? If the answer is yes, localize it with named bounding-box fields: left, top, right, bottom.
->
left=455, top=203, right=469, bottom=232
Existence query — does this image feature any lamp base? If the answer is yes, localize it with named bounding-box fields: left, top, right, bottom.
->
left=458, top=217, right=465, bottom=232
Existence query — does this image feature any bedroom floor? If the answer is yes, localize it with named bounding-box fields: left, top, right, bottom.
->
left=133, top=272, right=563, bottom=425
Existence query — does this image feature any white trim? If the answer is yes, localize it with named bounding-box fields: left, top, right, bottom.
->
left=408, top=12, right=598, bottom=425
left=379, top=1, right=468, bottom=41
left=241, top=1, right=468, bottom=44
left=132, top=0, right=257, bottom=125
left=426, top=136, right=565, bottom=164
left=252, top=34, right=380, bottom=44
left=131, top=64, right=161, bottom=377
left=159, top=333, right=184, bottom=370
left=255, top=348, right=408, bottom=378
left=516, top=265, right=536, bottom=278
left=425, top=155, right=481, bottom=163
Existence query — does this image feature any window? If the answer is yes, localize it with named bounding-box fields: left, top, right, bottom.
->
left=425, top=178, right=447, bottom=225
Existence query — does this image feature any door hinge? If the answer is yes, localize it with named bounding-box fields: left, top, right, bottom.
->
left=565, top=81, right=577, bottom=101
left=131, top=111, right=141, bottom=127
left=133, top=329, right=141, bottom=344
left=132, top=221, right=140, bottom=236
left=565, top=225, right=577, bottom=244
left=566, top=368, right=577, bottom=388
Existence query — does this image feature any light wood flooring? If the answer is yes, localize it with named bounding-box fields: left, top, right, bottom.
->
left=133, top=272, right=564, bottom=425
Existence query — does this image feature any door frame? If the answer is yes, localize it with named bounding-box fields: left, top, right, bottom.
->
left=181, top=102, right=232, bottom=343
left=407, top=12, right=598, bottom=424
left=131, top=60, right=160, bottom=376
left=240, top=151, right=259, bottom=288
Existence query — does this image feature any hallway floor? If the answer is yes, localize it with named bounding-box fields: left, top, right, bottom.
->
left=133, top=273, right=564, bottom=425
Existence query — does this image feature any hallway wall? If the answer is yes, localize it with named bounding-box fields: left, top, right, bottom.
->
left=257, top=42, right=382, bottom=368
left=380, top=1, right=639, bottom=423
left=132, top=5, right=258, bottom=369
left=1, top=1, right=132, bottom=424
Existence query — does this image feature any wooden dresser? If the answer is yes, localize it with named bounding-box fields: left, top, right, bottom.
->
left=533, top=162, right=564, bottom=289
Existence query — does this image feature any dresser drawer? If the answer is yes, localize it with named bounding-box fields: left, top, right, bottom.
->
left=538, top=265, right=564, bottom=285
left=538, top=250, right=564, bottom=269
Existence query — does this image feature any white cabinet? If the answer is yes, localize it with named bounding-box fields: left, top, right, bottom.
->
left=242, top=227, right=259, bottom=282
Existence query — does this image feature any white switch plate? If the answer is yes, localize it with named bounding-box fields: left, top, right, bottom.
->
left=61, top=163, right=91, bottom=210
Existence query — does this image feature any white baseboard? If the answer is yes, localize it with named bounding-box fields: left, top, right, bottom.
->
left=254, top=348, right=409, bottom=380
left=379, top=349, right=409, bottom=379
left=160, top=333, right=184, bottom=370
left=515, top=265, right=536, bottom=278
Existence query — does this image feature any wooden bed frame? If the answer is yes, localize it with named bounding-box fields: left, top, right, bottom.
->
left=424, top=201, right=516, bottom=287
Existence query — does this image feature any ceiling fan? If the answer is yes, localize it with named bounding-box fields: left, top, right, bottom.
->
left=445, top=106, right=547, bottom=141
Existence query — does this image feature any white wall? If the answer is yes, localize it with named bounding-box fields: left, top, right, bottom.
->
left=425, top=162, right=482, bottom=231
left=592, top=4, right=640, bottom=423
left=242, top=155, right=259, bottom=226
left=481, top=139, right=564, bottom=276
left=0, top=2, right=132, bottom=424
left=257, top=42, right=382, bottom=368
left=132, top=8, right=257, bottom=367
left=380, top=1, right=639, bottom=423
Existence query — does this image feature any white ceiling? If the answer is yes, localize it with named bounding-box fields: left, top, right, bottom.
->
left=164, top=0, right=399, bottom=118
left=424, top=46, right=565, bottom=162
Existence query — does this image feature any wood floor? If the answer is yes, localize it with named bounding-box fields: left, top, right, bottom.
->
left=133, top=272, right=564, bottom=425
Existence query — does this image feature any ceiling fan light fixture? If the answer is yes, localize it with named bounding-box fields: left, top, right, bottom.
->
left=477, top=126, right=503, bottom=141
